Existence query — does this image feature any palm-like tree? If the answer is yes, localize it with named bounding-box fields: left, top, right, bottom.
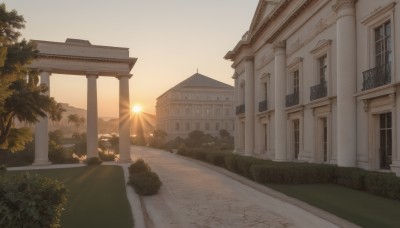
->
left=48, top=99, right=66, bottom=125
left=67, top=114, right=85, bottom=133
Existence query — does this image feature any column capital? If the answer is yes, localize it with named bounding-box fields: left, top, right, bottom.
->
left=273, top=40, right=286, bottom=50
left=244, top=56, right=254, bottom=62
left=86, top=71, right=98, bottom=78
left=332, top=0, right=356, bottom=13
left=39, top=69, right=52, bottom=75
left=117, top=74, right=133, bottom=80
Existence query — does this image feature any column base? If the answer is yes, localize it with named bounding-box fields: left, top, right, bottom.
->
left=32, top=160, right=51, bottom=166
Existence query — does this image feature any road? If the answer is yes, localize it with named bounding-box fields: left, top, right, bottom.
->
left=131, top=146, right=342, bottom=228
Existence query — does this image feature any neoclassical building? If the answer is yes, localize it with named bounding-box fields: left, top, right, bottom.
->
left=225, top=0, right=400, bottom=175
left=156, top=73, right=235, bottom=140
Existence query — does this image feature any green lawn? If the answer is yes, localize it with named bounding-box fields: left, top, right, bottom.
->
left=267, top=183, right=400, bottom=228
left=9, top=165, right=133, bottom=228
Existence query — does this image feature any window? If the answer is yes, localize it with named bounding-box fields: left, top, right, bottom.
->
left=196, top=122, right=200, bottom=130
left=293, top=119, right=300, bottom=159
left=186, top=122, right=190, bottom=131
left=216, top=122, right=220, bottom=131
left=186, top=108, right=190, bottom=115
left=375, top=21, right=392, bottom=66
left=318, top=55, right=327, bottom=83
left=175, top=122, right=180, bottom=131
left=293, top=70, right=299, bottom=94
left=216, top=108, right=221, bottom=116
left=205, top=122, right=210, bottom=131
left=379, top=113, right=392, bottom=169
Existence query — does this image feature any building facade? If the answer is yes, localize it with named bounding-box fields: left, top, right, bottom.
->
left=225, top=0, right=400, bottom=175
left=156, top=73, right=235, bottom=141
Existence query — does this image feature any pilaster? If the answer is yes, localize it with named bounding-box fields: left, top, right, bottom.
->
left=244, top=56, right=255, bottom=156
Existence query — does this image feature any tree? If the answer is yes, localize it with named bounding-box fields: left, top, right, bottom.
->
left=48, top=101, right=66, bottom=125
left=0, top=4, right=62, bottom=152
left=150, top=129, right=167, bottom=147
left=67, top=114, right=85, bottom=133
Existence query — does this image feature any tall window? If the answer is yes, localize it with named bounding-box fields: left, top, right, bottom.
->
left=380, top=113, right=392, bottom=169
left=215, top=108, right=221, bottom=116
left=175, top=122, right=180, bottom=131
left=293, top=119, right=300, bottom=159
left=196, top=122, right=200, bottom=130
left=263, top=82, right=268, bottom=100
left=225, top=108, right=230, bottom=116
left=185, top=108, right=190, bottom=115
left=318, top=55, right=327, bottom=83
left=205, top=122, right=210, bottom=131
left=215, top=122, right=220, bottom=131
left=186, top=122, right=190, bottom=131
left=293, top=70, right=299, bottom=94
left=375, top=21, right=391, bottom=66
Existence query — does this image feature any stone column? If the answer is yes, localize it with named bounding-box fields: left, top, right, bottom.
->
left=244, top=57, right=255, bottom=156
left=334, top=0, right=357, bottom=167
left=118, top=75, right=132, bottom=163
left=86, top=74, right=98, bottom=159
left=34, top=70, right=51, bottom=165
left=233, top=76, right=240, bottom=153
left=274, top=41, right=287, bottom=161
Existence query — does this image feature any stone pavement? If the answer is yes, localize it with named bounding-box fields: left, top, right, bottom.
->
left=131, top=146, right=358, bottom=228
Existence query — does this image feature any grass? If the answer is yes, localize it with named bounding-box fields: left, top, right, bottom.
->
left=8, top=165, right=133, bottom=228
left=267, top=183, right=400, bottom=228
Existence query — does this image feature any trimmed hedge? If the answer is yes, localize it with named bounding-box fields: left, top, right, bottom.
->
left=334, top=167, right=366, bottom=190
left=251, top=163, right=335, bottom=184
left=364, top=171, right=400, bottom=200
left=0, top=173, right=67, bottom=228
left=128, top=171, right=162, bottom=196
left=127, top=159, right=162, bottom=195
left=176, top=148, right=400, bottom=200
left=85, top=157, right=103, bottom=165
left=128, top=159, right=151, bottom=174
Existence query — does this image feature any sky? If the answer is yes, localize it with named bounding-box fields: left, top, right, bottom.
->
left=3, top=0, right=258, bottom=117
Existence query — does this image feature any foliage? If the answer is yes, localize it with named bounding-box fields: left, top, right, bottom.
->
left=0, top=164, right=6, bottom=173
left=72, top=132, right=87, bottom=156
left=49, top=102, right=66, bottom=125
left=48, top=130, right=79, bottom=164
left=128, top=171, right=162, bottom=196
left=0, top=3, right=64, bottom=152
left=128, top=159, right=151, bottom=174
left=98, top=151, right=116, bottom=161
left=0, top=172, right=67, bottom=228
left=364, top=171, right=400, bottom=200
left=85, top=157, right=102, bottom=165
left=149, top=129, right=167, bottom=148
left=334, top=167, right=366, bottom=190
left=67, top=114, right=85, bottom=133
left=0, top=141, right=34, bottom=167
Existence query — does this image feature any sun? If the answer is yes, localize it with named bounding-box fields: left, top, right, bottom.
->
left=132, top=105, right=142, bottom=113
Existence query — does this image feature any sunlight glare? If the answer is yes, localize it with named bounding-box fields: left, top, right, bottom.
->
left=132, top=105, right=142, bottom=113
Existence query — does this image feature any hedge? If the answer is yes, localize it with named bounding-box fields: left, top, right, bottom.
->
left=127, top=159, right=162, bottom=196
left=128, top=159, right=151, bottom=174
left=176, top=148, right=400, bottom=200
left=0, top=173, right=67, bottom=228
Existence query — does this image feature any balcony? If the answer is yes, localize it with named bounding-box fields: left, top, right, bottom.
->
left=310, top=80, right=327, bottom=101
left=258, top=100, right=268, bottom=112
left=236, top=104, right=245, bottom=115
left=362, top=63, right=391, bottom=91
left=285, top=92, right=299, bottom=107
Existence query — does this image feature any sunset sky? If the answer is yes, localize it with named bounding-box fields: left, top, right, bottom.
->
left=3, top=0, right=258, bottom=117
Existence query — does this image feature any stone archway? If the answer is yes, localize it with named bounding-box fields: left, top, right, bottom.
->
left=30, top=38, right=137, bottom=164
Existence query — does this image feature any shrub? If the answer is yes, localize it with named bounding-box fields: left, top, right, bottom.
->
left=334, top=167, right=366, bottom=190
left=85, top=157, right=103, bottom=165
left=224, top=155, right=238, bottom=173
left=98, top=151, right=117, bottom=161
left=205, top=152, right=229, bottom=167
left=235, top=156, right=268, bottom=179
left=364, top=171, right=400, bottom=200
left=128, top=171, right=162, bottom=195
left=251, top=163, right=335, bottom=184
left=128, top=159, right=151, bottom=174
left=0, top=173, right=67, bottom=228
left=192, top=149, right=207, bottom=162
left=0, top=164, right=6, bottom=173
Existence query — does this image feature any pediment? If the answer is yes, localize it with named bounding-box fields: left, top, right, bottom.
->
left=310, top=39, right=332, bottom=54
left=248, top=0, right=281, bottom=36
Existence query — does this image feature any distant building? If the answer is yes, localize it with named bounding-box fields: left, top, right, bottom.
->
left=156, top=73, right=235, bottom=141
left=225, top=0, right=400, bottom=175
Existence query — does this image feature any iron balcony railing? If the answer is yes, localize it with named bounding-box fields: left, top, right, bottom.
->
left=236, top=104, right=245, bottom=115
left=362, top=63, right=391, bottom=91
left=310, top=80, right=327, bottom=101
left=285, top=92, right=299, bottom=107
left=258, top=100, right=268, bottom=112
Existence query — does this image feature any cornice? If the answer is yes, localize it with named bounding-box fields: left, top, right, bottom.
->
left=37, top=53, right=137, bottom=70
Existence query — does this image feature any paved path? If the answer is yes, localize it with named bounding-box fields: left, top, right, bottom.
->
left=131, top=146, right=342, bottom=228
